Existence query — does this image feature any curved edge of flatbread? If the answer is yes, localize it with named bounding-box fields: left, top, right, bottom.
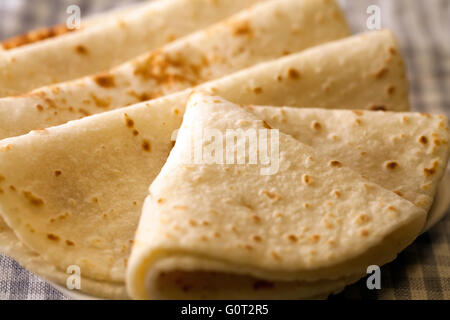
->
left=0, top=218, right=128, bottom=300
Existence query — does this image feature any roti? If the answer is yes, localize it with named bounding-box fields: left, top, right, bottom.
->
left=0, top=0, right=350, bottom=140
left=126, top=93, right=427, bottom=299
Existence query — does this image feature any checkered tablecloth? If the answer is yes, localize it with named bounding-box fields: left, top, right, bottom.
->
left=0, top=0, right=449, bottom=300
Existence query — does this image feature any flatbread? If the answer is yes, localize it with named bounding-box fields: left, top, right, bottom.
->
left=0, top=218, right=127, bottom=299
left=0, top=1, right=161, bottom=51
left=251, top=107, right=450, bottom=212
left=0, top=0, right=350, bottom=139
left=126, top=93, right=427, bottom=299
left=0, top=30, right=413, bottom=298
left=0, top=0, right=266, bottom=96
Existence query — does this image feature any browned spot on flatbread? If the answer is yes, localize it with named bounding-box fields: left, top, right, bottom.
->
left=124, top=113, right=134, bottom=128
left=287, top=68, right=301, bottom=79
left=231, top=20, right=253, bottom=36
left=262, top=121, right=272, bottom=129
left=311, top=121, right=321, bottom=130
left=419, top=136, right=428, bottom=145
left=22, top=191, right=44, bottom=207
left=385, top=161, right=399, bottom=170
left=2, top=24, right=75, bottom=50
left=127, top=90, right=156, bottom=102
left=424, top=161, right=439, bottom=177
left=47, top=233, right=60, bottom=241
left=75, top=45, right=89, bottom=55
left=329, top=160, right=342, bottom=168
left=369, top=105, right=387, bottom=111
left=133, top=50, right=207, bottom=87
left=373, top=67, right=389, bottom=79
left=253, top=87, right=263, bottom=94
left=78, top=108, right=91, bottom=116
left=93, top=73, right=116, bottom=88
left=90, top=94, right=111, bottom=108
left=142, top=139, right=152, bottom=152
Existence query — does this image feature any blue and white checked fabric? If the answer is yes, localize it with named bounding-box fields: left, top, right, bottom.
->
left=0, top=0, right=449, bottom=300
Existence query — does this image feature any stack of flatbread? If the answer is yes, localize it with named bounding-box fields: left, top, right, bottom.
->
left=0, top=0, right=448, bottom=300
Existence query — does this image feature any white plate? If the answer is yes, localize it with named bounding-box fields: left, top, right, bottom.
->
left=52, top=169, right=450, bottom=299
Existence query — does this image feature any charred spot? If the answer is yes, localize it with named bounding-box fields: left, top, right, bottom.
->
left=369, top=105, right=387, bottom=111
left=360, top=229, right=370, bottom=237
left=231, top=20, right=253, bottom=36
left=93, top=74, right=116, bottom=88
left=251, top=215, right=261, bottom=223
left=124, top=113, right=135, bottom=128
left=127, top=91, right=154, bottom=102
left=252, top=235, right=262, bottom=242
left=330, top=160, right=342, bottom=168
left=394, top=190, right=403, bottom=197
left=419, top=136, right=429, bottom=145
left=262, top=121, right=272, bottom=129
left=302, top=174, right=313, bottom=185
left=253, top=87, right=263, bottom=94
left=65, top=240, right=75, bottom=246
left=287, top=68, right=301, bottom=79
left=142, top=139, right=152, bottom=152
left=75, top=45, right=89, bottom=55
left=133, top=50, right=205, bottom=87
left=271, top=251, right=281, bottom=260
left=36, top=104, right=44, bottom=111
left=311, top=121, right=322, bottom=130
left=424, top=161, right=439, bottom=177
left=373, top=67, right=389, bottom=79
left=309, top=234, right=321, bottom=243
left=78, top=108, right=91, bottom=116
left=90, top=94, right=111, bottom=108
left=2, top=24, right=74, bottom=50
left=47, top=233, right=60, bottom=241
left=385, top=161, right=399, bottom=170
left=22, top=190, right=44, bottom=207
left=54, top=170, right=62, bottom=177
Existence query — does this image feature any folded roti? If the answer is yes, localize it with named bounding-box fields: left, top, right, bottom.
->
left=0, top=30, right=415, bottom=298
left=251, top=107, right=450, bottom=212
left=126, top=93, right=427, bottom=299
left=0, top=0, right=350, bottom=139
left=0, top=0, right=266, bottom=96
